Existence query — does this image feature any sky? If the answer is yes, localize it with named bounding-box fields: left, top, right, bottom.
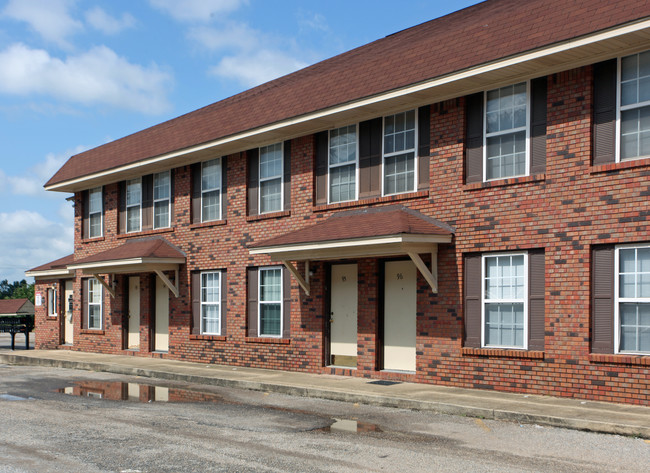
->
left=0, top=0, right=482, bottom=282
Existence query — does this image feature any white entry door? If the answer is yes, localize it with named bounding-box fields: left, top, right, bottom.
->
left=329, top=264, right=358, bottom=367
left=63, top=280, right=74, bottom=344
left=154, top=276, right=169, bottom=352
left=128, top=277, right=140, bottom=349
left=383, top=260, right=417, bottom=372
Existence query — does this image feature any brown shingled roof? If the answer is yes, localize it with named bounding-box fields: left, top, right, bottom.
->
left=252, top=206, right=454, bottom=248
left=47, top=0, right=650, bottom=187
left=0, top=299, right=33, bottom=315
left=27, top=254, right=75, bottom=273
left=71, top=238, right=185, bottom=265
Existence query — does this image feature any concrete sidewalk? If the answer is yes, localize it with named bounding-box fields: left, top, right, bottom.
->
left=1, top=348, right=648, bottom=439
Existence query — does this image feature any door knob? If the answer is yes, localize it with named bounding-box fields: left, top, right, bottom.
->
left=329, top=318, right=334, bottom=324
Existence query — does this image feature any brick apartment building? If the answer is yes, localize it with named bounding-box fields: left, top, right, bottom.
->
left=26, top=0, right=650, bottom=405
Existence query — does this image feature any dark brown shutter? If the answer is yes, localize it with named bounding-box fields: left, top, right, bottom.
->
left=283, top=140, right=291, bottom=211
left=358, top=117, right=382, bottom=198
left=418, top=105, right=431, bottom=190
left=141, top=174, right=153, bottom=231
left=592, top=245, right=615, bottom=353
left=220, top=271, right=227, bottom=336
left=247, top=268, right=258, bottom=337
left=191, top=163, right=201, bottom=224
left=81, top=279, right=88, bottom=330
left=118, top=181, right=126, bottom=234
left=169, top=169, right=175, bottom=227
left=464, top=254, right=482, bottom=348
left=221, top=157, right=227, bottom=220
left=528, top=249, right=546, bottom=351
left=593, top=59, right=617, bottom=165
left=530, top=77, right=547, bottom=175
left=314, top=131, right=329, bottom=205
left=465, top=92, right=484, bottom=184
left=191, top=272, right=200, bottom=335
left=247, top=149, right=259, bottom=216
left=282, top=268, right=291, bottom=339
left=82, top=190, right=90, bottom=239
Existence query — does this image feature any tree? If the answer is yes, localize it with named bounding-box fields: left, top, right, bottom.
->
left=0, top=279, right=35, bottom=303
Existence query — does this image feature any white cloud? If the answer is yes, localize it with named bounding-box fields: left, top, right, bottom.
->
left=149, top=0, right=246, bottom=22
left=210, top=49, right=307, bottom=87
left=85, top=6, right=135, bottom=35
left=188, top=23, right=257, bottom=51
left=0, top=43, right=172, bottom=114
left=2, top=0, right=82, bottom=49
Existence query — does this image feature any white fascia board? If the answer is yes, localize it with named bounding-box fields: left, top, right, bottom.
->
left=67, top=257, right=185, bottom=271
left=24, top=269, right=74, bottom=279
left=44, top=18, right=650, bottom=192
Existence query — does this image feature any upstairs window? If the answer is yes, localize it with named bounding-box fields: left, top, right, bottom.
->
left=153, top=171, right=171, bottom=229
left=88, top=186, right=103, bottom=238
left=383, top=110, right=416, bottom=195
left=329, top=125, right=357, bottom=203
left=201, top=159, right=221, bottom=222
left=126, top=178, right=141, bottom=233
left=259, top=143, right=283, bottom=213
left=620, top=51, right=650, bottom=161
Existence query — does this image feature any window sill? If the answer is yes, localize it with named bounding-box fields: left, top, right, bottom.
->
left=464, top=174, right=545, bottom=191
left=461, top=347, right=544, bottom=359
left=80, top=237, right=105, bottom=244
left=245, top=337, right=290, bottom=345
left=189, top=334, right=227, bottom=341
left=591, top=157, right=650, bottom=174
left=189, top=220, right=227, bottom=230
left=246, top=211, right=290, bottom=222
left=117, top=227, right=174, bottom=239
left=589, top=353, right=650, bottom=366
left=46, top=316, right=58, bottom=320
left=80, top=329, right=105, bottom=335
left=313, top=190, right=429, bottom=212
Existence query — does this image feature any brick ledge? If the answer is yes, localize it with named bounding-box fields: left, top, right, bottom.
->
left=313, top=191, right=429, bottom=212
left=79, top=329, right=105, bottom=335
left=591, top=157, right=650, bottom=174
left=462, top=347, right=544, bottom=359
left=464, top=174, right=545, bottom=191
left=245, top=337, right=290, bottom=345
left=589, top=353, right=650, bottom=366
left=189, top=334, right=227, bottom=341
left=117, top=227, right=174, bottom=239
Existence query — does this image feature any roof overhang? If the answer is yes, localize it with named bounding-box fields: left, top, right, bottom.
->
left=24, top=268, right=75, bottom=280
left=45, top=18, right=650, bottom=193
left=67, top=257, right=185, bottom=275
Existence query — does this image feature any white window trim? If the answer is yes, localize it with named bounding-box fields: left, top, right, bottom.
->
left=200, top=270, right=221, bottom=336
left=615, top=53, right=650, bottom=163
left=258, top=266, right=283, bottom=338
left=88, top=186, right=103, bottom=238
left=88, top=278, right=103, bottom=330
left=381, top=110, right=418, bottom=197
left=480, top=251, right=529, bottom=350
left=200, top=158, right=222, bottom=223
left=47, top=288, right=57, bottom=317
left=482, top=81, right=531, bottom=182
left=126, top=178, right=142, bottom=233
left=153, top=171, right=171, bottom=229
left=614, top=243, right=650, bottom=354
left=258, top=143, right=284, bottom=214
left=328, top=124, right=359, bottom=204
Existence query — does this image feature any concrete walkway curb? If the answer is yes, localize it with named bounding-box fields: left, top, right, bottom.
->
left=1, top=350, right=648, bottom=439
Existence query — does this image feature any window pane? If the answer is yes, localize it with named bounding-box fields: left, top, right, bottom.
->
left=202, top=159, right=221, bottom=192
left=485, top=303, right=525, bottom=348
left=127, top=206, right=140, bottom=232
left=202, top=272, right=220, bottom=303
left=126, top=179, right=141, bottom=206
left=486, top=131, right=526, bottom=180
left=384, top=111, right=416, bottom=158
left=384, top=152, right=415, bottom=195
left=621, top=106, right=650, bottom=160
left=154, top=201, right=169, bottom=229
left=330, top=163, right=356, bottom=203
left=89, top=187, right=102, bottom=214
left=260, top=269, right=281, bottom=302
left=260, top=143, right=283, bottom=179
left=202, top=189, right=220, bottom=222
left=260, top=304, right=281, bottom=336
left=202, top=305, right=220, bottom=334
left=260, top=179, right=281, bottom=213
left=89, top=305, right=101, bottom=329
left=89, top=213, right=102, bottom=238
left=619, top=303, right=650, bottom=352
left=154, top=172, right=170, bottom=200
left=329, top=125, right=356, bottom=166
left=486, top=83, right=527, bottom=134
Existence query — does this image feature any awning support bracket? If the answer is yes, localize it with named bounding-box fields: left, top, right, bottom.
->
left=92, top=274, right=116, bottom=299
left=282, top=260, right=310, bottom=295
left=407, top=250, right=438, bottom=294
left=155, top=270, right=180, bottom=298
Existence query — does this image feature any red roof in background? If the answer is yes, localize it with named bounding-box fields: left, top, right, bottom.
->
left=71, top=237, right=185, bottom=265
left=46, top=0, right=650, bottom=187
left=252, top=205, right=454, bottom=248
left=27, top=254, right=75, bottom=273
left=0, top=299, right=33, bottom=315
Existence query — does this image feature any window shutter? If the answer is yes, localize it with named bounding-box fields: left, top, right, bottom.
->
left=592, top=245, right=615, bottom=353
left=247, top=268, right=258, bottom=337
left=418, top=105, right=431, bottom=190
left=191, top=272, right=200, bottom=335
left=247, top=149, right=259, bottom=216
left=220, top=271, right=227, bottom=337
left=283, top=140, right=291, bottom=211
left=530, top=77, right=547, bottom=175
left=358, top=117, right=382, bottom=198
left=221, top=157, right=227, bottom=220
left=464, top=254, right=482, bottom=348
left=528, top=249, right=546, bottom=351
left=82, top=190, right=90, bottom=239
left=169, top=169, right=175, bottom=226
left=593, top=59, right=617, bottom=165
left=81, top=279, right=88, bottom=330
left=465, top=92, right=484, bottom=183
left=118, top=181, right=126, bottom=234
left=142, top=174, right=153, bottom=231
left=191, top=163, right=201, bottom=224
left=314, top=131, right=329, bottom=205
left=282, top=268, right=291, bottom=339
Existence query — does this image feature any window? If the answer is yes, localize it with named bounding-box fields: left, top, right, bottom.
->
left=201, top=159, right=221, bottom=222
left=482, top=253, right=528, bottom=349
left=383, top=110, right=416, bottom=195
left=619, top=51, right=650, bottom=161
left=329, top=125, right=357, bottom=203
left=153, top=171, right=170, bottom=229
left=259, top=267, right=282, bottom=337
left=88, top=187, right=103, bottom=238
left=126, top=178, right=141, bottom=233
left=201, top=271, right=221, bottom=335
left=88, top=278, right=102, bottom=330
left=259, top=143, right=283, bottom=213
left=616, top=245, right=650, bottom=353
left=485, top=82, right=528, bottom=180
left=47, top=288, right=57, bottom=317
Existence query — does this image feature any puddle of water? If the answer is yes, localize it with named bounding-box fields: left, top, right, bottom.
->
left=367, top=380, right=401, bottom=386
left=319, top=418, right=382, bottom=434
left=0, top=394, right=32, bottom=401
left=57, top=381, right=223, bottom=403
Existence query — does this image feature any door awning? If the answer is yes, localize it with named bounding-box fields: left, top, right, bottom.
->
left=249, top=205, right=454, bottom=294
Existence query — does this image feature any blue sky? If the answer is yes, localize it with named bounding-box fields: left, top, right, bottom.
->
left=0, top=0, right=481, bottom=282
